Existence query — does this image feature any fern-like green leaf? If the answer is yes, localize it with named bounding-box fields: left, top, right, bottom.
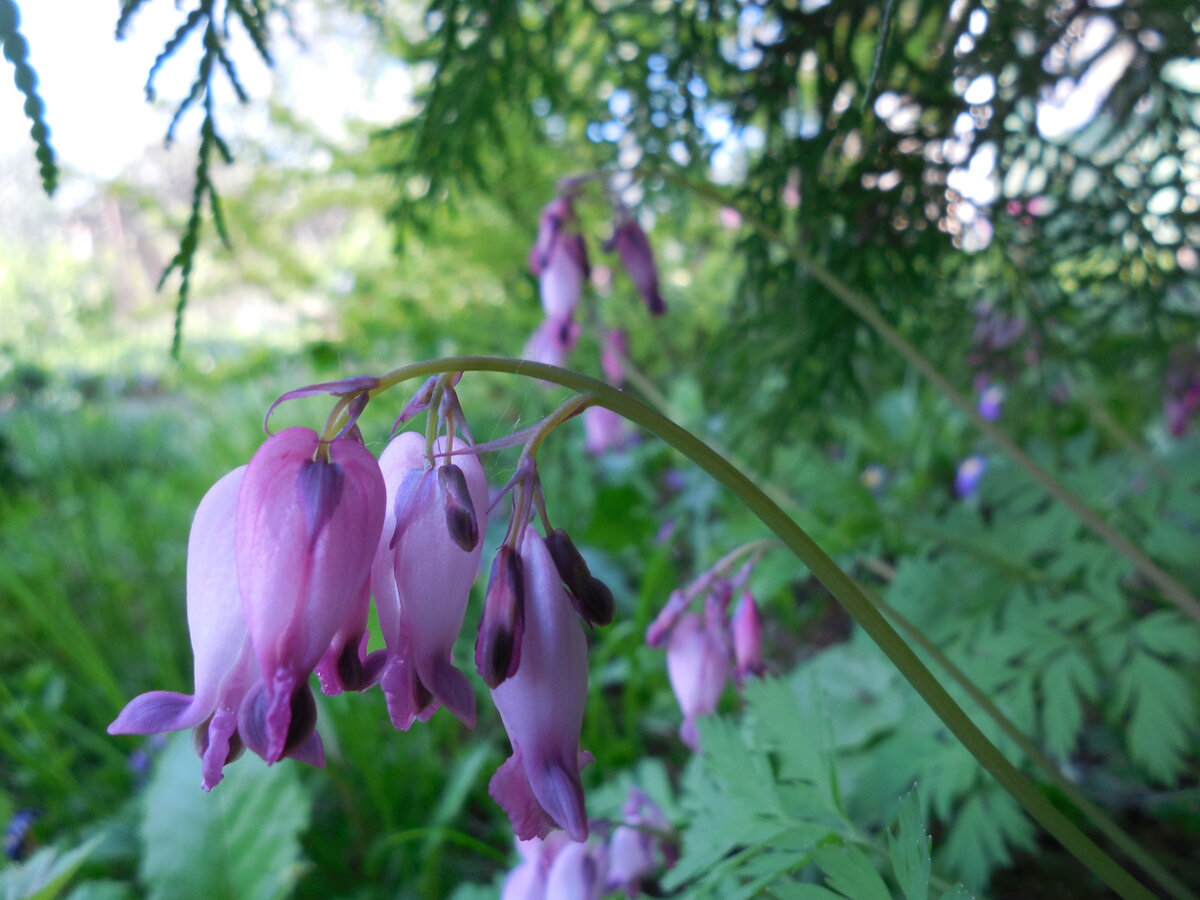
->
left=1116, top=650, right=1199, bottom=784
left=1040, top=649, right=1097, bottom=758
left=889, top=788, right=932, bottom=900
left=812, top=843, right=892, bottom=900
left=938, top=788, right=1035, bottom=891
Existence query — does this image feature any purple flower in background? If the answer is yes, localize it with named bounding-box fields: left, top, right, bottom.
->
left=606, top=787, right=674, bottom=896
left=955, top=455, right=988, bottom=498
left=502, top=833, right=568, bottom=900
left=605, top=214, right=666, bottom=316
left=977, top=383, right=1005, bottom=422
left=525, top=316, right=581, bottom=369
left=489, top=530, right=593, bottom=842
left=600, top=329, right=628, bottom=385
left=731, top=591, right=765, bottom=686
left=372, top=431, right=488, bottom=730
left=1165, top=346, right=1200, bottom=438
left=235, top=428, right=385, bottom=764
left=665, top=597, right=733, bottom=749
left=583, top=406, right=629, bottom=454
left=530, top=196, right=590, bottom=321
left=545, top=839, right=608, bottom=900
left=109, top=465, right=325, bottom=788
left=4, top=809, right=39, bottom=861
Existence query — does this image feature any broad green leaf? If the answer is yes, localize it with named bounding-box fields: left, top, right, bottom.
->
left=812, top=844, right=891, bottom=900
left=139, top=732, right=312, bottom=900
left=888, top=788, right=931, bottom=900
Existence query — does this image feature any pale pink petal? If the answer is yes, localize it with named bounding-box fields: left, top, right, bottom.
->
left=372, top=431, right=488, bottom=728
left=109, top=467, right=248, bottom=738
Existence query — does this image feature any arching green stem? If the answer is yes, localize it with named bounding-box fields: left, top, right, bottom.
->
left=372, top=355, right=1155, bottom=899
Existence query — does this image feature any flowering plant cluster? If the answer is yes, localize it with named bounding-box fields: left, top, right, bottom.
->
left=108, top=374, right=619, bottom=845
left=646, top=545, right=767, bottom=749
left=500, top=787, right=676, bottom=900
left=524, top=183, right=662, bottom=456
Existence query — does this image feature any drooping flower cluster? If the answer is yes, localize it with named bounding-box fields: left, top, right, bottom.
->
left=524, top=183, right=665, bottom=377
left=1164, top=345, right=1200, bottom=438
left=646, top=548, right=767, bottom=749
left=109, top=426, right=385, bottom=787
left=109, top=376, right=613, bottom=846
left=582, top=329, right=633, bottom=454
left=500, top=787, right=676, bottom=900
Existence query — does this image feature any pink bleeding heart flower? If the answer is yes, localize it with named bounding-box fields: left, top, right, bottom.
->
left=529, top=196, right=590, bottom=321
left=731, top=590, right=765, bottom=687
left=489, top=529, right=593, bottom=842
left=545, top=839, right=608, bottom=900
left=525, top=316, right=581, bottom=369
left=502, top=833, right=570, bottom=900
left=583, top=406, right=629, bottom=455
left=605, top=215, right=665, bottom=316
left=666, top=599, right=732, bottom=749
left=235, top=427, right=385, bottom=764
left=372, top=431, right=488, bottom=730
left=607, top=787, right=673, bottom=895
left=108, top=466, right=324, bottom=789
left=599, top=329, right=628, bottom=385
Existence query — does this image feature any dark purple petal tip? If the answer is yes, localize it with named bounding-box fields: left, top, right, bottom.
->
left=296, top=459, right=346, bottom=546
left=476, top=547, right=526, bottom=688
left=545, top=529, right=615, bottom=626
left=439, top=464, right=480, bottom=552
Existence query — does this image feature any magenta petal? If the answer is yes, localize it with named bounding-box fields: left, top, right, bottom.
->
left=379, top=651, right=427, bottom=731
left=489, top=751, right=556, bottom=842
left=287, top=730, right=326, bottom=768
left=237, top=428, right=385, bottom=760
left=198, top=704, right=242, bottom=791
left=611, top=218, right=665, bottom=316
left=109, top=691, right=202, bottom=735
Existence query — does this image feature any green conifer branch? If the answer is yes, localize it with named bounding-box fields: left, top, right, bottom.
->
left=0, top=0, right=58, bottom=195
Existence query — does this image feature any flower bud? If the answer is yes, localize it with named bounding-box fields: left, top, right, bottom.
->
left=439, top=463, right=480, bottom=551
left=731, top=591, right=765, bottom=686
left=605, top=216, right=665, bottom=316
left=477, top=545, right=527, bottom=688
left=545, top=528, right=615, bottom=627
